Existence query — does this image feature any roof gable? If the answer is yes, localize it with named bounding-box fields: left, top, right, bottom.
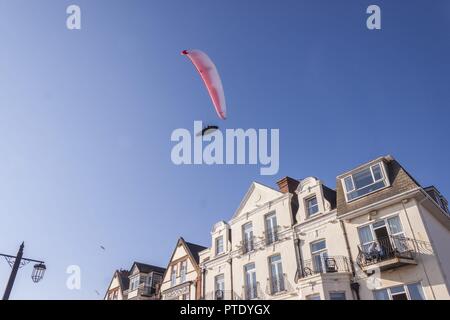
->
left=231, top=182, right=283, bottom=219
left=162, top=237, right=207, bottom=282
left=104, top=269, right=129, bottom=299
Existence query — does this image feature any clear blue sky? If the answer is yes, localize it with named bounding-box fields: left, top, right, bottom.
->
left=0, top=0, right=449, bottom=299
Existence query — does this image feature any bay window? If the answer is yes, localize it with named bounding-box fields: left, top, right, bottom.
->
left=130, top=275, right=140, bottom=291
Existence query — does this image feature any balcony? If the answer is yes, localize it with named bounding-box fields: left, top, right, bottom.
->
left=265, top=229, right=279, bottom=245
left=356, top=235, right=417, bottom=271
left=140, top=283, right=158, bottom=297
left=265, top=273, right=296, bottom=296
left=241, top=282, right=265, bottom=300
left=241, top=237, right=255, bottom=254
left=297, top=256, right=351, bottom=279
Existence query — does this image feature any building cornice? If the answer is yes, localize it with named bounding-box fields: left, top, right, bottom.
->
left=337, top=188, right=421, bottom=221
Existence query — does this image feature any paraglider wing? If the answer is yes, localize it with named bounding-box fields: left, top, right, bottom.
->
left=182, top=50, right=227, bottom=120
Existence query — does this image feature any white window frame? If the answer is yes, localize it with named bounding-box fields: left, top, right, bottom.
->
left=374, top=282, right=426, bottom=300
left=242, top=222, right=254, bottom=253
left=214, top=274, right=225, bottom=299
left=269, top=254, right=285, bottom=294
left=215, top=236, right=224, bottom=256
left=170, top=266, right=177, bottom=287
left=357, top=215, right=406, bottom=251
left=179, top=260, right=187, bottom=284
left=244, top=263, right=257, bottom=300
left=130, top=274, right=140, bottom=291
left=341, top=162, right=390, bottom=202
left=265, top=212, right=278, bottom=244
left=310, top=239, right=328, bottom=273
left=305, top=195, right=319, bottom=218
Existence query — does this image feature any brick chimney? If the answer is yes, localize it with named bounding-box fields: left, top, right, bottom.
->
left=277, top=177, right=300, bottom=222
left=277, top=177, right=300, bottom=194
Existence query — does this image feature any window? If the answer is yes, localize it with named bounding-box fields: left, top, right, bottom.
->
left=269, top=255, right=285, bottom=294
left=244, top=263, right=257, bottom=299
left=343, top=163, right=388, bottom=201
left=329, top=292, right=346, bottom=300
left=441, top=198, right=449, bottom=214
left=170, top=266, right=177, bottom=287
left=357, top=215, right=407, bottom=256
left=145, top=274, right=154, bottom=294
left=215, top=236, right=224, bottom=256
left=374, top=282, right=425, bottom=300
left=311, top=240, right=328, bottom=273
left=265, top=212, right=278, bottom=245
left=407, top=283, right=426, bottom=300
left=130, top=275, right=140, bottom=291
left=214, top=274, right=225, bottom=300
left=108, top=290, right=119, bottom=300
left=242, top=223, right=254, bottom=253
left=182, top=293, right=190, bottom=300
left=306, top=196, right=319, bottom=217
left=306, top=294, right=321, bottom=300
left=180, top=261, right=187, bottom=283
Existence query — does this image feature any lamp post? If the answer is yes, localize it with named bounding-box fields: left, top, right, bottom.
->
left=0, top=242, right=46, bottom=300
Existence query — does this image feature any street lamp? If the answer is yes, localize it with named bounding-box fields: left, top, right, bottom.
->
left=0, top=242, right=46, bottom=300
left=31, top=263, right=46, bottom=283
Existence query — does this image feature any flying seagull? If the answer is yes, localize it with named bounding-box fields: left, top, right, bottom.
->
left=196, top=125, right=219, bottom=137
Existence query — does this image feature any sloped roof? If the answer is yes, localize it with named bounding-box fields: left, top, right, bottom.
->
left=104, top=269, right=130, bottom=299
left=117, top=269, right=130, bottom=291
left=133, top=262, right=166, bottom=275
left=185, top=241, right=208, bottom=264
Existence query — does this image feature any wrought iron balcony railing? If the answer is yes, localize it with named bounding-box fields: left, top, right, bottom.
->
left=297, top=256, right=350, bottom=279
left=356, top=235, right=416, bottom=268
left=269, top=275, right=285, bottom=294
left=265, top=273, right=295, bottom=295
left=242, top=237, right=255, bottom=254
left=242, top=282, right=265, bottom=300
left=265, top=229, right=279, bottom=245
left=139, top=283, right=158, bottom=297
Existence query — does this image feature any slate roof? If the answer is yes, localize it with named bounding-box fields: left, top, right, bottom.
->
left=185, top=241, right=208, bottom=264
left=133, top=262, right=166, bottom=275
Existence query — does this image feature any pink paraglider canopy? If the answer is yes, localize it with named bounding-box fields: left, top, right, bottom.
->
left=182, top=49, right=227, bottom=120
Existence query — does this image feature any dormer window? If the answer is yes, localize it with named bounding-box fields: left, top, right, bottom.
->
left=342, top=163, right=388, bottom=201
left=130, top=275, right=140, bottom=291
left=215, top=236, right=224, bottom=256
left=306, top=196, right=319, bottom=217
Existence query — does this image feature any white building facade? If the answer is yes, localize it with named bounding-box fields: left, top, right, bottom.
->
left=160, top=237, right=207, bottom=300
left=200, top=155, right=450, bottom=300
